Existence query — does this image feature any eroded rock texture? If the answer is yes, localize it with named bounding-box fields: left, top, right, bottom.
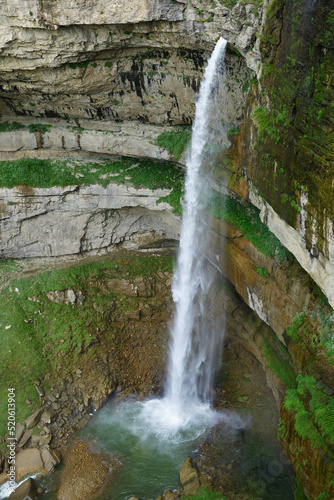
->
left=0, top=0, right=259, bottom=124
left=0, top=183, right=180, bottom=257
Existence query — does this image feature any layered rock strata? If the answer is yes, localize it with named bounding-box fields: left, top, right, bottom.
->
left=0, top=183, right=180, bottom=257
left=0, top=0, right=258, bottom=125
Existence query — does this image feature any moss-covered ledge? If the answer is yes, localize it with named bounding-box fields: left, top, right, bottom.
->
left=0, top=156, right=184, bottom=258
left=0, top=120, right=187, bottom=165
left=248, top=186, right=334, bottom=310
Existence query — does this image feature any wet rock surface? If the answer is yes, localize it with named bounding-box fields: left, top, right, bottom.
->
left=8, top=477, right=39, bottom=500
left=179, top=456, right=201, bottom=495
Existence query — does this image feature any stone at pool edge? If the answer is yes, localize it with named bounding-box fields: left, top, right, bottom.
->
left=13, top=446, right=61, bottom=481
left=179, top=456, right=200, bottom=495
left=8, top=477, right=39, bottom=500
left=56, top=440, right=118, bottom=500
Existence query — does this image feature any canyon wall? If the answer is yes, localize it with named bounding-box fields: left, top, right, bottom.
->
left=0, top=0, right=333, bottom=498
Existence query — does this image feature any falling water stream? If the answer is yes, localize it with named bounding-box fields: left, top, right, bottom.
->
left=166, top=37, right=227, bottom=408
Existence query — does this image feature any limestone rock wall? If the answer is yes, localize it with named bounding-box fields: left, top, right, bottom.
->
left=0, top=183, right=180, bottom=257
left=0, top=121, right=176, bottom=162
left=0, top=0, right=259, bottom=124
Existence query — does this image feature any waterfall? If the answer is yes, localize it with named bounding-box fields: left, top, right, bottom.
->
left=165, top=37, right=227, bottom=409
left=102, top=38, right=230, bottom=444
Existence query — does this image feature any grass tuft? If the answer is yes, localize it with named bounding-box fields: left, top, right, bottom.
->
left=155, top=126, right=192, bottom=161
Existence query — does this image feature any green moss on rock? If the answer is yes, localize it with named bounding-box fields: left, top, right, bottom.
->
left=206, top=190, right=289, bottom=261
left=154, top=126, right=192, bottom=161
left=263, top=339, right=297, bottom=389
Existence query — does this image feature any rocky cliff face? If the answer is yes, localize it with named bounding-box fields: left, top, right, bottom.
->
left=0, top=183, right=179, bottom=258
left=239, top=0, right=334, bottom=308
left=0, top=0, right=258, bottom=125
left=0, top=0, right=333, bottom=499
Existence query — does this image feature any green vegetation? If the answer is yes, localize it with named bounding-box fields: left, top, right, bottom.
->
left=154, top=126, right=192, bottom=161
left=0, top=254, right=173, bottom=436
left=281, top=193, right=302, bottom=213
left=283, top=389, right=326, bottom=449
left=254, top=266, right=270, bottom=278
left=182, top=488, right=228, bottom=500
left=251, top=105, right=290, bottom=145
left=297, top=375, right=334, bottom=447
left=0, top=157, right=184, bottom=214
left=309, top=288, right=334, bottom=360
left=206, top=190, right=289, bottom=261
left=315, top=493, right=329, bottom=500
left=283, top=373, right=334, bottom=454
left=294, top=477, right=309, bottom=500
left=218, top=0, right=237, bottom=8
left=227, top=125, right=241, bottom=136
left=28, top=124, right=52, bottom=134
left=0, top=121, right=25, bottom=132
left=277, top=418, right=288, bottom=440
left=0, top=121, right=52, bottom=134
left=285, top=312, right=306, bottom=343
left=262, top=339, right=296, bottom=389
left=285, top=289, right=334, bottom=361
left=0, top=258, right=23, bottom=285
left=218, top=0, right=263, bottom=7
left=68, top=60, right=92, bottom=70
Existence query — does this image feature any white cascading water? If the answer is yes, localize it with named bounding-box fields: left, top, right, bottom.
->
left=138, top=37, right=229, bottom=437
left=165, top=37, right=228, bottom=409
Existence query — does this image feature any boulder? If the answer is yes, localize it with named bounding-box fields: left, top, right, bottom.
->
left=18, top=430, right=32, bottom=449
left=35, top=385, right=45, bottom=398
left=40, top=446, right=61, bottom=473
left=179, top=456, right=200, bottom=495
left=8, top=477, right=39, bottom=500
left=25, top=410, right=43, bottom=430
left=15, top=424, right=25, bottom=443
left=164, top=490, right=178, bottom=500
left=30, top=435, right=40, bottom=448
left=39, top=434, right=52, bottom=446
left=40, top=411, right=54, bottom=424
left=15, top=449, right=44, bottom=481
